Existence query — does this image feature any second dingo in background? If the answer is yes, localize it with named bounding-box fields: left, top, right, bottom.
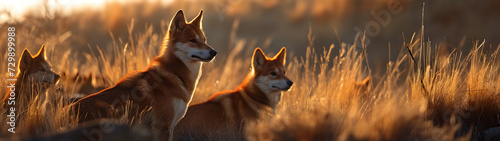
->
left=175, top=47, right=293, bottom=139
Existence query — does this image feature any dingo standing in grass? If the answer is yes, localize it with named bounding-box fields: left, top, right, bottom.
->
left=175, top=47, right=293, bottom=138
left=2, top=45, right=60, bottom=132
left=71, top=10, right=216, bottom=141
left=2, top=45, right=60, bottom=110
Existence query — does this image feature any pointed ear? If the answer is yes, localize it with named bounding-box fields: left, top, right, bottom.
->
left=362, top=77, right=370, bottom=86
left=85, top=73, right=92, bottom=81
left=252, top=48, right=267, bottom=70
left=19, top=49, right=33, bottom=72
left=355, top=77, right=371, bottom=92
left=169, top=10, right=187, bottom=36
left=190, top=10, right=203, bottom=27
left=274, top=47, right=286, bottom=65
left=35, top=44, right=46, bottom=59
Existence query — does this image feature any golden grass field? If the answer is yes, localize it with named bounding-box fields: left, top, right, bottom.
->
left=1, top=0, right=500, bottom=140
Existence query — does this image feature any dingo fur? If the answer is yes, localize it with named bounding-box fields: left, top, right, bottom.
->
left=2, top=45, right=59, bottom=133
left=175, top=47, right=293, bottom=138
left=71, top=10, right=216, bottom=141
left=2, top=45, right=60, bottom=111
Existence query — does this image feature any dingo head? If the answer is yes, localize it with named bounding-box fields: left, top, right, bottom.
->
left=252, top=47, right=293, bottom=94
left=167, top=10, right=217, bottom=62
left=19, top=45, right=60, bottom=84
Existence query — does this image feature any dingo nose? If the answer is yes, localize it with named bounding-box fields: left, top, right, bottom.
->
left=209, top=49, right=217, bottom=56
left=287, top=80, right=293, bottom=86
left=54, top=74, right=60, bottom=80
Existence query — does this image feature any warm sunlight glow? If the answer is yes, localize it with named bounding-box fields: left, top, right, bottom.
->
left=0, top=0, right=173, bottom=23
left=1, top=0, right=41, bottom=23
left=1, top=1, right=499, bottom=140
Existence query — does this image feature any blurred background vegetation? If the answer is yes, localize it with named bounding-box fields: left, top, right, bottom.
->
left=2, top=0, right=500, bottom=78
left=1, top=0, right=500, bottom=140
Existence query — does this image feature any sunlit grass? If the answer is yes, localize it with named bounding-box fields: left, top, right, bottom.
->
left=1, top=1, right=500, bottom=141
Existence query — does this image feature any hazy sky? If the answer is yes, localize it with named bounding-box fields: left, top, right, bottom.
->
left=0, top=0, right=173, bottom=23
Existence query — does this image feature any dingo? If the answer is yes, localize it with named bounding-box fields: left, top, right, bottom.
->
left=2, top=45, right=60, bottom=110
left=71, top=10, right=216, bottom=141
left=175, top=47, right=292, bottom=138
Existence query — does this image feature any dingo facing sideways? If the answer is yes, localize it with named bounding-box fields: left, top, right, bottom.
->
left=71, top=10, right=216, bottom=141
left=2, top=45, right=60, bottom=111
left=175, top=47, right=293, bottom=139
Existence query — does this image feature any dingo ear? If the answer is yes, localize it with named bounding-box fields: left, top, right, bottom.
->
left=190, top=10, right=203, bottom=27
left=274, top=47, right=286, bottom=65
left=20, top=49, right=33, bottom=72
left=355, top=77, right=371, bottom=92
left=35, top=44, right=46, bottom=59
left=169, top=10, right=187, bottom=36
left=84, top=73, right=92, bottom=81
left=252, top=48, right=266, bottom=70
left=362, top=77, right=370, bottom=86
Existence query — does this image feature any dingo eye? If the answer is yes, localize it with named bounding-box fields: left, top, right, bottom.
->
left=270, top=72, right=277, bottom=76
left=189, top=39, right=197, bottom=43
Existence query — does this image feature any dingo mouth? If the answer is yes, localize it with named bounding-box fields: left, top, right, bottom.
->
left=191, top=55, right=203, bottom=60
left=191, top=55, right=215, bottom=62
left=272, top=85, right=290, bottom=91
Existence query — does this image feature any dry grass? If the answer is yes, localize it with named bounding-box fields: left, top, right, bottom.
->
left=1, top=1, right=500, bottom=141
left=245, top=32, right=497, bottom=141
